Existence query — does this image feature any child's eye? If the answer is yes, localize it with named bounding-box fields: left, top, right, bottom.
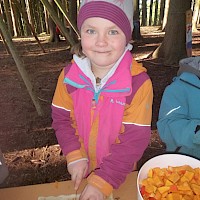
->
left=108, top=30, right=119, bottom=35
left=86, top=29, right=96, bottom=34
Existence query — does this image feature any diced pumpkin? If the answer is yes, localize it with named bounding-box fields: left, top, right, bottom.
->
left=153, top=167, right=165, bottom=177
left=140, top=166, right=200, bottom=200
left=180, top=175, right=190, bottom=183
left=140, top=185, right=150, bottom=197
left=182, top=194, right=193, bottom=200
left=161, top=191, right=168, bottom=198
left=194, top=195, right=200, bottom=200
left=165, top=179, right=173, bottom=186
left=177, top=182, right=191, bottom=191
left=154, top=190, right=162, bottom=200
left=157, top=186, right=170, bottom=194
left=153, top=175, right=164, bottom=187
left=183, top=171, right=194, bottom=181
left=191, top=183, right=200, bottom=195
left=169, top=185, right=178, bottom=192
left=168, top=172, right=180, bottom=183
left=179, top=190, right=194, bottom=196
left=178, top=170, right=186, bottom=175
left=166, top=193, right=182, bottom=200
left=148, top=168, right=153, bottom=178
left=147, top=177, right=155, bottom=185
left=145, top=184, right=157, bottom=194
left=142, top=178, right=150, bottom=187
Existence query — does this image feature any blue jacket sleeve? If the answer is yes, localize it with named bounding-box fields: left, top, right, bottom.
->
left=157, top=83, right=200, bottom=150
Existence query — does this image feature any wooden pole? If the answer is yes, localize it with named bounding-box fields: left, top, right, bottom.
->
left=3, top=0, right=14, bottom=36
left=54, top=0, right=80, bottom=38
left=40, top=0, right=76, bottom=46
left=9, top=0, right=19, bottom=36
left=0, top=30, right=10, bottom=54
left=0, top=15, right=43, bottom=116
left=0, top=3, right=10, bottom=54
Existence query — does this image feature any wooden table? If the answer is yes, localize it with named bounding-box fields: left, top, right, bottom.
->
left=0, top=171, right=138, bottom=200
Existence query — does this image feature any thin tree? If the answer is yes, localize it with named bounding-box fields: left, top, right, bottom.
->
left=141, top=0, right=147, bottom=26
left=152, top=0, right=192, bottom=65
left=162, top=0, right=170, bottom=31
left=132, top=0, right=141, bottom=40
left=158, top=0, right=165, bottom=26
left=149, top=0, right=153, bottom=26
left=9, top=0, right=18, bottom=36
left=192, top=0, right=200, bottom=31
left=3, top=0, right=13, bottom=36
left=47, top=0, right=60, bottom=42
left=153, top=0, right=159, bottom=26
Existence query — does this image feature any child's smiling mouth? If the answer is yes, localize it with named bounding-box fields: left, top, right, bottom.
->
left=94, top=50, right=111, bottom=54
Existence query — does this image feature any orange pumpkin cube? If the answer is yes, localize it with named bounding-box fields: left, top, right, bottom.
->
left=166, top=193, right=182, bottom=200
left=158, top=186, right=170, bottom=194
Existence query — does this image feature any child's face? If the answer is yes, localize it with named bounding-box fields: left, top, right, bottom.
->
left=80, top=17, right=126, bottom=69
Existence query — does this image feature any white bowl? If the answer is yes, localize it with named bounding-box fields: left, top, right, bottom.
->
left=137, top=154, right=200, bottom=200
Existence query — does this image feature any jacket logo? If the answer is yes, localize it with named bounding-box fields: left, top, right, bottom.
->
left=110, top=99, right=125, bottom=106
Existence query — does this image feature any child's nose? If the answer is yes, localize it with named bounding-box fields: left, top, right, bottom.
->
left=96, top=33, right=108, bottom=46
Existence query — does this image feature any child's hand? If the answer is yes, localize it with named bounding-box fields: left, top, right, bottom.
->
left=67, top=160, right=88, bottom=191
left=80, top=184, right=105, bottom=200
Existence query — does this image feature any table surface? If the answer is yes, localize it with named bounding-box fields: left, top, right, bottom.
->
left=0, top=171, right=138, bottom=200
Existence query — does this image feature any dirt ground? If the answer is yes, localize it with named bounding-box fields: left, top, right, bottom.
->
left=0, top=26, right=199, bottom=189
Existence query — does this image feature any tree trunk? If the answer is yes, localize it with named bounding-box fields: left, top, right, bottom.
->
left=141, top=0, right=147, bottom=26
left=20, top=0, right=31, bottom=36
left=36, top=2, right=43, bottom=34
left=153, top=0, right=159, bottom=25
left=47, top=0, right=60, bottom=42
left=133, top=0, right=140, bottom=21
left=68, top=0, right=78, bottom=41
left=192, top=0, right=200, bottom=32
left=44, top=6, right=49, bottom=34
left=149, top=0, right=153, bottom=26
left=152, top=0, right=192, bottom=66
left=0, top=29, right=10, bottom=54
left=9, top=0, right=18, bottom=36
left=39, top=2, right=46, bottom=33
left=162, top=0, right=170, bottom=31
left=25, top=0, right=32, bottom=25
left=25, top=0, right=35, bottom=32
left=158, top=0, right=165, bottom=26
left=132, top=0, right=141, bottom=40
left=3, top=0, right=14, bottom=36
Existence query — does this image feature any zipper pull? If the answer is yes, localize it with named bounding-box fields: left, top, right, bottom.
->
left=91, top=99, right=96, bottom=109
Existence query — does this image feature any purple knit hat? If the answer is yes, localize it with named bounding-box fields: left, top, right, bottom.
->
left=77, top=0, right=134, bottom=43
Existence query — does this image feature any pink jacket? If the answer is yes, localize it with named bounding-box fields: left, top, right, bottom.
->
left=52, top=51, right=153, bottom=195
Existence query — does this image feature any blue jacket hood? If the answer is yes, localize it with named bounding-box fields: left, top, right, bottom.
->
left=177, top=56, right=200, bottom=78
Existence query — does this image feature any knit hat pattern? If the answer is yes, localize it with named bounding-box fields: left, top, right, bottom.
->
left=77, top=0, right=134, bottom=43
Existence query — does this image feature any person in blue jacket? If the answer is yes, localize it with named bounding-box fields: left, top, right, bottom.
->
left=157, top=56, right=200, bottom=159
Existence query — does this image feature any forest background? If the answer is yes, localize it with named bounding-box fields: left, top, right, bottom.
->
left=0, top=0, right=200, bottom=188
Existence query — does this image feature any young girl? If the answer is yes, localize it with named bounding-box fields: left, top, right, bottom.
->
left=52, top=0, right=153, bottom=199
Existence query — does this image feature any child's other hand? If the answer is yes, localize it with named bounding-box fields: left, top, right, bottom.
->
left=80, top=184, right=105, bottom=200
left=68, top=160, right=88, bottom=190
